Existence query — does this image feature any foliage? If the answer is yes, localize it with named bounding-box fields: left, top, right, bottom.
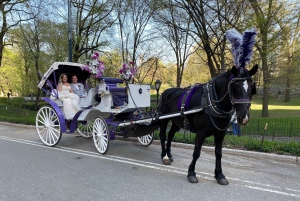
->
left=0, top=48, right=23, bottom=96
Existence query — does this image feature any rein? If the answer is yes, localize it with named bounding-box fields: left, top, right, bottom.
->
left=202, top=78, right=234, bottom=131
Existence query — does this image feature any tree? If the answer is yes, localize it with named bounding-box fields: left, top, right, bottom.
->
left=154, top=0, right=195, bottom=87
left=0, top=0, right=36, bottom=67
left=248, top=0, right=287, bottom=116
left=276, top=4, right=300, bottom=102
left=0, top=47, right=23, bottom=96
left=116, top=0, right=157, bottom=65
left=172, top=0, right=245, bottom=79
left=41, top=20, right=69, bottom=62
left=71, top=0, right=117, bottom=62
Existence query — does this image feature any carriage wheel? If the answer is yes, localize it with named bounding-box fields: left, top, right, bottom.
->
left=36, top=106, right=62, bottom=147
left=137, top=133, right=154, bottom=147
left=93, top=117, right=109, bottom=154
left=77, top=121, right=93, bottom=139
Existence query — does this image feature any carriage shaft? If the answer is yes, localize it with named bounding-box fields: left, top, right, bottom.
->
left=117, top=108, right=203, bottom=127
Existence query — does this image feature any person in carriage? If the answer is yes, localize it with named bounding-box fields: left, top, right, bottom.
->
left=57, top=74, right=81, bottom=121
left=70, top=75, right=87, bottom=98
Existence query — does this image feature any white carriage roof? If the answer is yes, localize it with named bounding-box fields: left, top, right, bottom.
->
left=38, top=62, right=84, bottom=89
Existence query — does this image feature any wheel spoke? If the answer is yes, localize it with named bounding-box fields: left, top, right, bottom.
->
left=77, top=121, right=93, bottom=138
left=49, top=127, right=59, bottom=140
left=40, top=109, right=47, bottom=123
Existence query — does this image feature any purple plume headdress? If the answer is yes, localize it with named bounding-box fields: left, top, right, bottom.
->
left=225, top=28, right=257, bottom=68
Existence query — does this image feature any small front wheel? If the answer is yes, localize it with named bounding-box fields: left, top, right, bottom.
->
left=93, top=117, right=109, bottom=154
left=36, top=106, right=62, bottom=146
left=137, top=133, right=154, bottom=147
left=77, top=121, right=93, bottom=138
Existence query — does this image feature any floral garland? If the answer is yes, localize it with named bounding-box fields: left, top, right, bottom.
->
left=81, top=52, right=105, bottom=78
left=119, top=61, right=138, bottom=81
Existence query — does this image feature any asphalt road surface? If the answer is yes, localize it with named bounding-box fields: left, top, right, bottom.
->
left=0, top=122, right=299, bottom=201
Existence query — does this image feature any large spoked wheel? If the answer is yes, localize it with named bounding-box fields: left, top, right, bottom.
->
left=137, top=133, right=154, bottom=147
left=36, top=106, right=62, bottom=147
left=93, top=117, right=109, bottom=154
left=77, top=121, right=93, bottom=139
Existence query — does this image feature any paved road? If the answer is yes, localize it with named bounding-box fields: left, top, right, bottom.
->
left=0, top=122, right=299, bottom=201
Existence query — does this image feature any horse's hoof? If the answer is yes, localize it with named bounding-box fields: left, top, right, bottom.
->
left=162, top=159, right=171, bottom=165
left=216, top=178, right=229, bottom=185
left=169, top=157, right=173, bottom=162
left=187, top=176, right=198, bottom=183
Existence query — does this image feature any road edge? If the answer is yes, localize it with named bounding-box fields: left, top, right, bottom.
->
left=1, top=121, right=298, bottom=163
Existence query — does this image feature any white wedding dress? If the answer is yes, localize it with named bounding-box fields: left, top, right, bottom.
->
left=58, top=85, right=81, bottom=120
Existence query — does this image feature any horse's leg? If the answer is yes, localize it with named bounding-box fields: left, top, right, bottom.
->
left=214, top=132, right=229, bottom=185
left=165, top=123, right=180, bottom=163
left=159, top=119, right=169, bottom=165
left=187, top=130, right=206, bottom=183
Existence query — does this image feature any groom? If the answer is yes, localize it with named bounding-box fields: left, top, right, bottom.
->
left=70, top=75, right=87, bottom=98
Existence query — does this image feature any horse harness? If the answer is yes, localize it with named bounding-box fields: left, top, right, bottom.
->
left=178, top=76, right=254, bottom=131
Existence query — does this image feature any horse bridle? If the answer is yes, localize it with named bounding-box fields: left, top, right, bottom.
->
left=228, top=77, right=253, bottom=105
left=203, top=75, right=254, bottom=131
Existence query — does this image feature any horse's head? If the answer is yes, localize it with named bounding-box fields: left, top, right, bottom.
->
left=230, top=65, right=258, bottom=125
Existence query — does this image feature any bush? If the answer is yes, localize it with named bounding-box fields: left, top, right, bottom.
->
left=0, top=97, right=10, bottom=105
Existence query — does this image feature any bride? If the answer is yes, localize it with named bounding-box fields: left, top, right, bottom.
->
left=57, top=74, right=81, bottom=120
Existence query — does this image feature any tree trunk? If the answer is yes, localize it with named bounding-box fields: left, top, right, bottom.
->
left=283, top=69, right=291, bottom=102
left=261, top=49, right=269, bottom=117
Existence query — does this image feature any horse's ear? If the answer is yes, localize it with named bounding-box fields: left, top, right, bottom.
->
left=249, top=64, right=258, bottom=76
left=231, top=66, right=238, bottom=77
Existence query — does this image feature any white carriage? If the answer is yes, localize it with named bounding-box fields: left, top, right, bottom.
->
left=36, top=62, right=157, bottom=154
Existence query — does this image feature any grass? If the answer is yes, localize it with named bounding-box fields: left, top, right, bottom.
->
left=250, top=96, right=300, bottom=118
left=0, top=105, right=36, bottom=125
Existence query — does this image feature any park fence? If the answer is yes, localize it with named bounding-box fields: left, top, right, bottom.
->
left=241, top=118, right=300, bottom=143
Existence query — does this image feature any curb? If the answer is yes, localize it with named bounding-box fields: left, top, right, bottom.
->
left=1, top=121, right=298, bottom=163
left=0, top=121, right=35, bottom=129
left=116, top=136, right=298, bottom=164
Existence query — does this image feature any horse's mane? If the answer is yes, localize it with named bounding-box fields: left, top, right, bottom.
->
left=213, top=69, right=233, bottom=83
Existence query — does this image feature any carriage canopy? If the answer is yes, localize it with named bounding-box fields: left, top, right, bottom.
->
left=38, top=62, right=91, bottom=89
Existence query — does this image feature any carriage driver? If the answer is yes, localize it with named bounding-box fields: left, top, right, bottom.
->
left=70, top=75, right=87, bottom=98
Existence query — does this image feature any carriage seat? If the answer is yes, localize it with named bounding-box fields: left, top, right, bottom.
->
left=100, top=77, right=124, bottom=86
left=109, top=87, right=127, bottom=107
left=79, top=88, right=96, bottom=107
left=49, top=89, right=63, bottom=106
left=97, top=77, right=127, bottom=107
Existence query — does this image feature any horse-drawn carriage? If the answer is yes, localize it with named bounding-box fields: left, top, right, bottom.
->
left=36, top=28, right=259, bottom=186
left=36, top=62, right=158, bottom=154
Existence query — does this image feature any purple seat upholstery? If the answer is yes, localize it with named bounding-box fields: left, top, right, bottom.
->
left=109, top=87, right=126, bottom=93
left=100, top=77, right=124, bottom=84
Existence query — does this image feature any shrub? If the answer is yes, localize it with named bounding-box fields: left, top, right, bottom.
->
left=0, top=97, right=9, bottom=105
left=154, top=131, right=300, bottom=156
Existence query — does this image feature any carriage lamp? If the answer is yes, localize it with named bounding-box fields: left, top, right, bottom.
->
left=155, top=79, right=162, bottom=104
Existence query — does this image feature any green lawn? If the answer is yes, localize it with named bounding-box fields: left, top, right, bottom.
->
left=250, top=96, right=300, bottom=118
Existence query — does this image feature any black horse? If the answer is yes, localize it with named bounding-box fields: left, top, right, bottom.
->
left=157, top=65, right=258, bottom=185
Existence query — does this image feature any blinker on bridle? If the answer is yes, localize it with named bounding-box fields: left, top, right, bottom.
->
left=227, top=65, right=254, bottom=105
left=228, top=76, right=252, bottom=105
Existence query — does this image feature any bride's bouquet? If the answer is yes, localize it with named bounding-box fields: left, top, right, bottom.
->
left=81, top=52, right=105, bottom=78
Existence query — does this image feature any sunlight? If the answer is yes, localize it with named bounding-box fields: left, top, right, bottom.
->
left=251, top=104, right=300, bottom=110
